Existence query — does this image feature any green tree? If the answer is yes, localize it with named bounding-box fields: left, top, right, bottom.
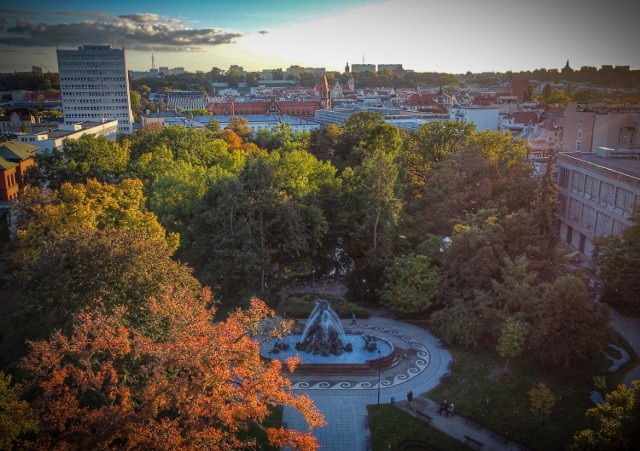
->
left=571, top=381, right=640, bottom=451
left=27, top=135, right=131, bottom=189
left=529, top=382, right=556, bottom=422
left=379, top=254, right=442, bottom=313
left=522, top=85, right=534, bottom=102
left=309, top=124, right=342, bottom=162
left=496, top=317, right=528, bottom=374
left=528, top=275, right=608, bottom=368
left=594, top=207, right=640, bottom=307
left=358, top=149, right=401, bottom=259
left=0, top=372, right=38, bottom=450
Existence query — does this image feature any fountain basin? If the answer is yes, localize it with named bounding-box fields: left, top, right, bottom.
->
left=261, top=334, right=401, bottom=374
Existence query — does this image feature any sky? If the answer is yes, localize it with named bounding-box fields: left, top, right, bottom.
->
left=1, top=0, right=639, bottom=75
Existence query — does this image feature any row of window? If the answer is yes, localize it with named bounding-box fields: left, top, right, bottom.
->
left=65, top=106, right=131, bottom=112
left=59, top=61, right=125, bottom=67
left=62, top=98, right=129, bottom=104
left=61, top=82, right=127, bottom=88
left=60, top=69, right=125, bottom=75
left=60, top=77, right=126, bottom=82
left=65, top=113, right=132, bottom=119
left=63, top=91, right=128, bottom=97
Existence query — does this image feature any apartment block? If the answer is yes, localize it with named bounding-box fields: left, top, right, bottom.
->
left=57, top=44, right=134, bottom=134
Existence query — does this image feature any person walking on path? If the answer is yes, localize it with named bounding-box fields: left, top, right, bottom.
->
left=447, top=403, right=456, bottom=417
left=351, top=313, right=357, bottom=325
left=407, top=390, right=413, bottom=408
left=437, top=400, right=448, bottom=416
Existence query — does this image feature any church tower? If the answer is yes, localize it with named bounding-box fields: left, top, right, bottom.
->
left=319, top=75, right=332, bottom=109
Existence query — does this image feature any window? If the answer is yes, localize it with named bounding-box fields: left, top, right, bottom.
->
left=576, top=140, right=582, bottom=151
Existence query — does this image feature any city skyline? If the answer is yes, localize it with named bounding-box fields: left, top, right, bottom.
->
left=1, top=0, right=639, bottom=75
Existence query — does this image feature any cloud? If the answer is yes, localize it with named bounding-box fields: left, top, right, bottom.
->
left=0, top=12, right=245, bottom=51
left=259, top=30, right=269, bottom=35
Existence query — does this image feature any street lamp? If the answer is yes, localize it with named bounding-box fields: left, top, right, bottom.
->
left=377, top=349, right=381, bottom=405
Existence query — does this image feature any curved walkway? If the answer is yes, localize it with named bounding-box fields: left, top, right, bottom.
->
left=608, top=308, right=640, bottom=385
left=282, top=317, right=530, bottom=450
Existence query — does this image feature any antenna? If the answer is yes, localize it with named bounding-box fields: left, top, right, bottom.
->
left=152, top=53, right=155, bottom=70
left=362, top=54, right=365, bottom=64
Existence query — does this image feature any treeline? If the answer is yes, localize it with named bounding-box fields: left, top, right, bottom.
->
left=0, top=115, right=613, bottom=448
left=0, top=72, right=60, bottom=93
left=511, top=65, right=640, bottom=88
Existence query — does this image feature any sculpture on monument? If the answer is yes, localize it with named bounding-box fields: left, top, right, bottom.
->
left=295, top=299, right=353, bottom=356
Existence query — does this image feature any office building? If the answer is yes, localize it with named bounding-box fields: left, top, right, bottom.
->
left=56, top=44, right=134, bottom=134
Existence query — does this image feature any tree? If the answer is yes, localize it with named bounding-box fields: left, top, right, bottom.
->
left=379, top=254, right=442, bottom=313
left=522, top=85, right=534, bottom=102
left=14, top=179, right=177, bottom=259
left=226, top=116, right=253, bottom=140
left=357, top=149, right=401, bottom=259
left=529, top=382, right=556, bottom=423
left=0, top=372, right=39, bottom=450
left=6, top=228, right=201, bottom=366
left=20, top=288, right=324, bottom=450
left=594, top=207, right=640, bottom=307
left=27, top=135, right=130, bottom=189
left=528, top=275, right=608, bottom=368
left=496, top=318, right=528, bottom=374
left=571, top=381, right=640, bottom=451
left=542, top=83, right=552, bottom=101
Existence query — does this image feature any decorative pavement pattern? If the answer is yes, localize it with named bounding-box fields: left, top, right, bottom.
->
left=290, top=320, right=431, bottom=390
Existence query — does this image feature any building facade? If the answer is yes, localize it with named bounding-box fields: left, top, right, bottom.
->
left=0, top=141, right=37, bottom=202
left=57, top=44, right=134, bottom=134
left=562, top=102, right=639, bottom=153
left=557, top=151, right=640, bottom=258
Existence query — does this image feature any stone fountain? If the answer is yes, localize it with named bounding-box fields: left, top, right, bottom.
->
left=295, top=299, right=353, bottom=356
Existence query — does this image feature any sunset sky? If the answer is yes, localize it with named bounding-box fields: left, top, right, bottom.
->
left=1, top=0, right=638, bottom=74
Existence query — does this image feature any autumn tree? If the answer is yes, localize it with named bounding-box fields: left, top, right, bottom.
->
left=14, top=179, right=177, bottom=259
left=20, top=288, right=324, bottom=450
left=0, top=372, right=38, bottom=450
left=226, top=116, right=253, bottom=140
left=571, top=381, right=640, bottom=451
left=529, top=382, right=556, bottom=423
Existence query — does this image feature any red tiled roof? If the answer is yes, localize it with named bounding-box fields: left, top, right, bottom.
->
left=511, top=112, right=539, bottom=124
left=404, top=93, right=437, bottom=106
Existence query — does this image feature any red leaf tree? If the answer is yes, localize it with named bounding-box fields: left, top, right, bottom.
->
left=21, top=287, right=324, bottom=450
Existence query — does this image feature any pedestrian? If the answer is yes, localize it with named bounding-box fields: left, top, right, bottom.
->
left=437, top=399, right=448, bottom=416
left=351, top=313, right=356, bottom=325
left=447, top=403, right=456, bottom=417
left=407, top=390, right=413, bottom=408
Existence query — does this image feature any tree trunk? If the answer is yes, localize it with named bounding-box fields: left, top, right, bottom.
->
left=373, top=207, right=381, bottom=251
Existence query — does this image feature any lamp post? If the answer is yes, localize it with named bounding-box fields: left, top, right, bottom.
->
left=377, top=349, right=381, bottom=405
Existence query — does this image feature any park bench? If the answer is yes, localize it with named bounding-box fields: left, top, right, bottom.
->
left=415, top=410, right=433, bottom=423
left=464, top=434, right=484, bottom=450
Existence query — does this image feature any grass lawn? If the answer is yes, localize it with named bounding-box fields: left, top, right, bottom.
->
left=367, top=404, right=470, bottom=451
left=427, top=331, right=637, bottom=450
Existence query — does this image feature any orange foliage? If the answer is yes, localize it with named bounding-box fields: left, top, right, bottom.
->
left=218, top=129, right=243, bottom=148
left=21, top=287, right=324, bottom=450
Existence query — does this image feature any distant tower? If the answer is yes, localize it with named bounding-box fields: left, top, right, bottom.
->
left=319, top=75, right=332, bottom=109
left=362, top=54, right=365, bottom=64
left=152, top=53, right=155, bottom=70
left=345, top=62, right=350, bottom=74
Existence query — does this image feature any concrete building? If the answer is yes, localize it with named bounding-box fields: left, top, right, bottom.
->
left=557, top=150, right=640, bottom=258
left=351, top=64, right=376, bottom=73
left=562, top=102, right=640, bottom=153
left=16, top=120, right=119, bottom=152
left=56, top=44, right=134, bottom=134
left=449, top=105, right=499, bottom=131
left=166, top=91, right=210, bottom=111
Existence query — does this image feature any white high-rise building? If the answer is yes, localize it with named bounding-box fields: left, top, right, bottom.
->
left=57, top=45, right=134, bottom=135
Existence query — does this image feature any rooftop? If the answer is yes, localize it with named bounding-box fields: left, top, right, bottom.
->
left=560, top=152, right=640, bottom=180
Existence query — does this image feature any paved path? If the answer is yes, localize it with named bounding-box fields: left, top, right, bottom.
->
left=608, top=308, right=640, bottom=385
left=281, top=317, right=531, bottom=450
